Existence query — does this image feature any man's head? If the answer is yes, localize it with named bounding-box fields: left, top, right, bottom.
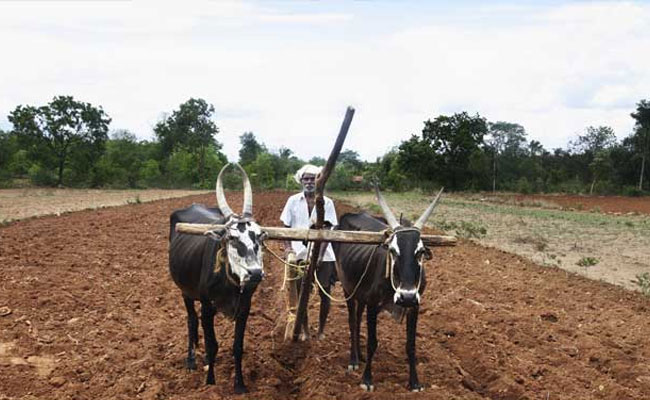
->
left=294, top=164, right=322, bottom=194
left=301, top=173, right=316, bottom=193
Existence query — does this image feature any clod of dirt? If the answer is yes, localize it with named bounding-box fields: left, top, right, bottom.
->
left=49, top=376, right=66, bottom=387
left=540, top=312, right=559, bottom=322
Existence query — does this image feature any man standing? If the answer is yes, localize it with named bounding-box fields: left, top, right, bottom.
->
left=280, top=164, right=337, bottom=341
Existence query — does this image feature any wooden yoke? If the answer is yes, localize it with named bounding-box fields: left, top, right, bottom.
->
left=293, top=106, right=355, bottom=341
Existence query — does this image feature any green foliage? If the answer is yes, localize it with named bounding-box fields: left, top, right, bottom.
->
left=576, top=257, right=599, bottom=267
left=239, top=132, right=266, bottom=167
left=434, top=219, right=487, bottom=239
left=8, top=95, right=111, bottom=186
left=28, top=164, right=57, bottom=186
left=634, top=273, right=650, bottom=296
left=139, top=159, right=162, bottom=187
left=155, top=98, right=222, bottom=187
left=247, top=152, right=275, bottom=189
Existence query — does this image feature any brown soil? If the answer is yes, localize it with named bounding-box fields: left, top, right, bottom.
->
left=2, top=191, right=650, bottom=399
left=510, top=194, right=650, bottom=215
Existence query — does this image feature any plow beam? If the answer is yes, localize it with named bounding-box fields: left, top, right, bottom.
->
left=175, top=223, right=457, bottom=247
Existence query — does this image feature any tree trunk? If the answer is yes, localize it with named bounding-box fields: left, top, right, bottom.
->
left=199, top=145, right=205, bottom=188
left=57, top=155, right=65, bottom=187
left=640, top=127, right=648, bottom=191
left=590, top=178, right=596, bottom=195
left=492, top=152, right=497, bottom=193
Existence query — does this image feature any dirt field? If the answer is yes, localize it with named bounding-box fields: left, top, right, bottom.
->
left=0, top=189, right=209, bottom=223
left=467, top=193, right=650, bottom=215
left=2, top=192, right=650, bottom=399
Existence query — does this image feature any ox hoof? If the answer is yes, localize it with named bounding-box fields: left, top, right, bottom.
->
left=299, top=332, right=310, bottom=342
left=317, top=332, right=326, bottom=341
left=347, top=364, right=359, bottom=372
left=409, top=384, right=424, bottom=392
left=234, top=384, right=248, bottom=394
left=185, top=358, right=197, bottom=370
left=360, top=383, right=374, bottom=392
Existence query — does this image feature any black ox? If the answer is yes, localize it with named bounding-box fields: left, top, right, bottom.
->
left=168, top=164, right=266, bottom=394
left=332, top=186, right=443, bottom=392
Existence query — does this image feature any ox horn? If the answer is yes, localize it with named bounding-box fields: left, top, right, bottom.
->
left=234, top=163, right=253, bottom=217
left=413, top=187, right=444, bottom=230
left=216, top=163, right=234, bottom=219
left=374, top=183, right=400, bottom=229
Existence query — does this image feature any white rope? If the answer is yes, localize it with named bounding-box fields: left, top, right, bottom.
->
left=314, top=246, right=378, bottom=303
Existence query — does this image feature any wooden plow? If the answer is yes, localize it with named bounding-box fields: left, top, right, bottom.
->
left=175, top=106, right=456, bottom=342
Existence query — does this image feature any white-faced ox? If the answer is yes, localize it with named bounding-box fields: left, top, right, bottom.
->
left=333, top=186, right=443, bottom=392
left=168, top=164, right=266, bottom=394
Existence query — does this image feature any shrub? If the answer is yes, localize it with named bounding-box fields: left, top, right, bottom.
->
left=28, top=164, right=57, bottom=186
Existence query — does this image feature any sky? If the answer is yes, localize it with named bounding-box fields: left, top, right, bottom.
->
left=0, top=0, right=648, bottom=162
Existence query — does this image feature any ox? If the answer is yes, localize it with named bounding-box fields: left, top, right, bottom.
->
left=168, top=164, right=266, bottom=394
left=332, top=185, right=443, bottom=392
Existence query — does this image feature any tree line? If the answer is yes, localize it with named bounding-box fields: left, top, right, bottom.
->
left=0, top=96, right=648, bottom=195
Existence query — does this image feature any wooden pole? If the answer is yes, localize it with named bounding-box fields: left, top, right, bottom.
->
left=293, top=106, right=355, bottom=341
left=175, top=223, right=457, bottom=246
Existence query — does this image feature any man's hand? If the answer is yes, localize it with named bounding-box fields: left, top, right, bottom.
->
left=283, top=246, right=295, bottom=259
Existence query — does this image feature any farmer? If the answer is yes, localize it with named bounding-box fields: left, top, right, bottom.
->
left=280, top=164, right=338, bottom=341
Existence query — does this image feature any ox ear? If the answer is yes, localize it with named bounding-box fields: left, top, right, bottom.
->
left=259, top=231, right=269, bottom=242
left=423, top=246, right=433, bottom=260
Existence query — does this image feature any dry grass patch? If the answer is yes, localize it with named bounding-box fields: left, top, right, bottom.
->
left=0, top=188, right=209, bottom=222
left=332, top=191, right=650, bottom=292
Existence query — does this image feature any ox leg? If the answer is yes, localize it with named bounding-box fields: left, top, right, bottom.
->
left=355, top=300, right=364, bottom=362
left=361, top=305, right=378, bottom=391
left=200, top=301, right=218, bottom=385
left=317, top=261, right=334, bottom=340
left=406, top=307, right=423, bottom=392
left=233, top=293, right=252, bottom=394
left=183, top=296, right=199, bottom=370
left=346, top=299, right=359, bottom=371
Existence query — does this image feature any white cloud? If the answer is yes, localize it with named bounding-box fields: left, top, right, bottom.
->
left=0, top=1, right=648, bottom=162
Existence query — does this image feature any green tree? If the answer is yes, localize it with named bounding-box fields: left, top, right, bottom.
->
left=238, top=132, right=266, bottom=167
left=418, top=112, right=488, bottom=190
left=8, top=96, right=111, bottom=186
left=570, top=126, right=616, bottom=194
left=631, top=100, right=650, bottom=190
left=154, top=98, right=220, bottom=187
left=486, top=121, right=526, bottom=192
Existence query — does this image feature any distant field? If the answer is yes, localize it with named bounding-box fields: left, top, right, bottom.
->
left=332, top=191, right=650, bottom=292
left=0, top=188, right=210, bottom=223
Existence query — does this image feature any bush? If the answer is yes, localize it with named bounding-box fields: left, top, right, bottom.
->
left=28, top=164, right=57, bottom=186
left=622, top=186, right=645, bottom=197
left=516, top=177, right=532, bottom=194
left=139, top=159, right=162, bottom=188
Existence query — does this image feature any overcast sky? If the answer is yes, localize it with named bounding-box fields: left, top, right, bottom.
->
left=1, top=0, right=648, bottom=162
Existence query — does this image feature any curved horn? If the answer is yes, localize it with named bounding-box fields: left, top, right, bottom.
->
left=374, top=183, right=399, bottom=229
left=414, top=187, right=444, bottom=230
left=233, top=163, right=253, bottom=217
left=216, top=163, right=234, bottom=219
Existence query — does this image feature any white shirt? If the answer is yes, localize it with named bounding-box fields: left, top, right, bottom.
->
left=280, top=192, right=338, bottom=262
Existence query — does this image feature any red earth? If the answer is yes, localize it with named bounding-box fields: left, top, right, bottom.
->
left=509, top=193, right=650, bottom=215
left=2, top=191, right=650, bottom=399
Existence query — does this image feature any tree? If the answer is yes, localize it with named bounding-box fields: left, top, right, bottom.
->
left=486, top=121, right=526, bottom=192
left=570, top=126, right=617, bottom=155
left=338, top=149, right=363, bottom=172
left=569, top=126, right=616, bottom=194
left=154, top=98, right=220, bottom=187
left=631, top=100, right=650, bottom=190
left=8, top=96, right=111, bottom=186
left=238, top=132, right=266, bottom=167
left=420, top=112, right=488, bottom=189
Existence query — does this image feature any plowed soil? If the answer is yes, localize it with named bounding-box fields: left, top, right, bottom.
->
left=508, top=194, right=650, bottom=215
left=2, top=191, right=650, bottom=400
